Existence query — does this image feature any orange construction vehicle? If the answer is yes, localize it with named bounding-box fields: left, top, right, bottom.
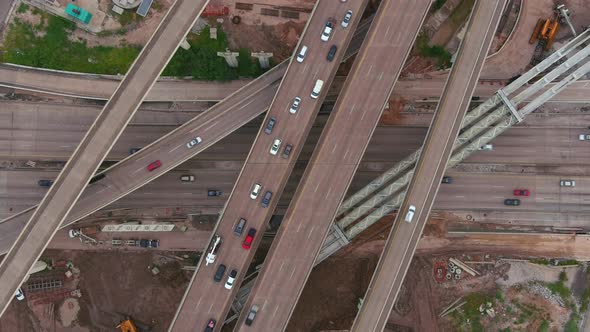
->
left=117, top=318, right=138, bottom=332
left=529, top=16, right=559, bottom=51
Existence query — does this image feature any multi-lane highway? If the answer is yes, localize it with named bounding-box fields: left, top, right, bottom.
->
left=168, top=1, right=369, bottom=330
left=0, top=0, right=211, bottom=316
left=2, top=120, right=590, bottom=250
left=351, top=1, right=506, bottom=330
left=234, top=0, right=431, bottom=330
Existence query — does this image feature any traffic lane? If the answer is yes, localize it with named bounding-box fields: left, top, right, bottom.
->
left=240, top=0, right=430, bottom=328
left=64, top=78, right=282, bottom=224
left=171, top=1, right=363, bottom=329
left=435, top=173, right=590, bottom=212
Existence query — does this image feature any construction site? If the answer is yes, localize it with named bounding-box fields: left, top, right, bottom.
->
left=1, top=0, right=590, bottom=331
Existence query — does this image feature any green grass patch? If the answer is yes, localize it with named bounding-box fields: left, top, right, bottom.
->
left=539, top=320, right=550, bottom=332
left=118, top=9, right=142, bottom=26
left=1, top=18, right=265, bottom=80
left=547, top=280, right=571, bottom=301
left=415, top=33, right=452, bottom=69
left=530, top=258, right=550, bottom=265
left=565, top=313, right=580, bottom=332
left=0, top=15, right=140, bottom=74
left=163, top=26, right=263, bottom=80
left=17, top=3, right=29, bottom=14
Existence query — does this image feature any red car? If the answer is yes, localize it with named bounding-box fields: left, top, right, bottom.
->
left=513, top=189, right=530, bottom=196
left=147, top=160, right=161, bottom=172
left=242, top=228, right=257, bottom=250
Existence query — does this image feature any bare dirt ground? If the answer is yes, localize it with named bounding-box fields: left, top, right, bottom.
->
left=0, top=249, right=191, bottom=331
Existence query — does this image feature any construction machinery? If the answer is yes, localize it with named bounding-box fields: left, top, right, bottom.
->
left=529, top=17, right=559, bottom=51
left=117, top=318, right=138, bottom=332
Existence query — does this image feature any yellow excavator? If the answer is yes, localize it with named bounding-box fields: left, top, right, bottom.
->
left=116, top=318, right=138, bottom=332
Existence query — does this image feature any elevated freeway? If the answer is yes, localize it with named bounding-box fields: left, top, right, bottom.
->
left=351, top=0, right=506, bottom=330
left=235, top=0, right=432, bottom=330
left=0, top=0, right=211, bottom=316
left=168, top=0, right=370, bottom=330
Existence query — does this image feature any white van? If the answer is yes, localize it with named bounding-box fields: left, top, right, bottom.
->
left=296, top=45, right=308, bottom=63
left=311, top=79, right=324, bottom=99
left=404, top=205, right=416, bottom=223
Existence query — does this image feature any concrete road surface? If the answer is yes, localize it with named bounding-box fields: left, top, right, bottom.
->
left=168, top=0, right=369, bottom=330
left=351, top=1, right=506, bottom=331
left=235, top=0, right=431, bottom=330
left=0, top=0, right=211, bottom=317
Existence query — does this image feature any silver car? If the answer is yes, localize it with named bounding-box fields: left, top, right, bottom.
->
left=186, top=136, right=202, bottom=149
left=270, top=138, right=282, bottom=155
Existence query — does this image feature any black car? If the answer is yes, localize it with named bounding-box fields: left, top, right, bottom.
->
left=208, top=190, right=222, bottom=197
left=264, top=117, right=277, bottom=135
left=38, top=179, right=53, bottom=187
left=149, top=239, right=159, bottom=248
left=139, top=239, right=150, bottom=248
left=204, top=319, right=216, bottom=332
left=282, top=144, right=293, bottom=159
left=441, top=176, right=452, bottom=184
left=504, top=198, right=521, bottom=206
left=326, top=45, right=337, bottom=62
left=129, top=147, right=141, bottom=154
left=214, top=264, right=227, bottom=282
left=245, top=305, right=259, bottom=326
left=261, top=191, right=273, bottom=208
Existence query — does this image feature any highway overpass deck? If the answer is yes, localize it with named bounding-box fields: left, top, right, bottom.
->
left=168, top=1, right=370, bottom=330
left=351, top=1, right=506, bottom=330
left=235, top=0, right=431, bottom=330
left=0, top=0, right=211, bottom=316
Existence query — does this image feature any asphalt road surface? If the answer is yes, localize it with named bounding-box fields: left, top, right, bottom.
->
left=167, top=1, right=369, bottom=330
left=351, top=1, right=506, bottom=331
left=235, top=1, right=432, bottom=330
left=0, top=0, right=211, bottom=316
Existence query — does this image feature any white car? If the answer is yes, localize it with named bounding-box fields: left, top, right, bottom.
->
left=186, top=136, right=202, bottom=149
left=321, top=21, right=333, bottom=42
left=14, top=288, right=24, bottom=301
left=478, top=144, right=493, bottom=151
left=270, top=138, right=282, bottom=155
left=290, top=97, right=301, bottom=114
left=579, top=134, right=590, bottom=141
left=341, top=10, right=352, bottom=28
left=225, top=269, right=237, bottom=290
left=560, top=179, right=576, bottom=187
left=205, top=235, right=222, bottom=266
left=250, top=183, right=262, bottom=199
left=404, top=205, right=416, bottom=223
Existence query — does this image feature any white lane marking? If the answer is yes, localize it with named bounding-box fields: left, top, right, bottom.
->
left=455, top=195, right=465, bottom=198
left=331, top=143, right=338, bottom=154
left=263, top=299, right=268, bottom=310
left=302, top=63, right=308, bottom=73
left=279, top=261, right=285, bottom=272
left=196, top=298, right=202, bottom=309
left=361, top=109, right=367, bottom=121
left=367, top=65, right=373, bottom=76
left=169, top=144, right=183, bottom=153
left=325, top=187, right=332, bottom=200
left=378, top=72, right=383, bottom=81
left=59, top=145, right=71, bottom=148
left=238, top=99, right=256, bottom=110
left=349, top=104, right=356, bottom=114
left=289, top=266, right=296, bottom=280
left=385, top=25, right=391, bottom=39
left=132, top=167, right=144, bottom=174
left=307, top=226, right=315, bottom=239
left=272, top=306, right=279, bottom=318
left=492, top=185, right=504, bottom=188
left=208, top=303, right=214, bottom=313
left=297, top=222, right=303, bottom=233
left=314, top=183, right=320, bottom=193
